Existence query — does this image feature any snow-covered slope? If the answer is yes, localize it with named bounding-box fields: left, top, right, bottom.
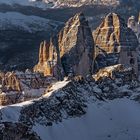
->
left=33, top=98, right=140, bottom=140
left=1, top=77, right=140, bottom=139
left=0, top=12, right=60, bottom=33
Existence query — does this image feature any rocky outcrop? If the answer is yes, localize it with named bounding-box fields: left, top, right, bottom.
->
left=128, top=15, right=140, bottom=39
left=34, top=40, right=64, bottom=80
left=93, top=64, right=135, bottom=81
left=34, top=13, right=94, bottom=78
left=94, top=13, right=138, bottom=56
left=0, top=71, right=57, bottom=105
left=0, top=72, right=21, bottom=92
left=0, top=122, right=40, bottom=140
left=58, top=13, right=94, bottom=77
left=93, top=13, right=139, bottom=76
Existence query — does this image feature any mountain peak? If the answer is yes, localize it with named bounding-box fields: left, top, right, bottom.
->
left=34, top=12, right=94, bottom=78
left=104, top=12, right=126, bottom=28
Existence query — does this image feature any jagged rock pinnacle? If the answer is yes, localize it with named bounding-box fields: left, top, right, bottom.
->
left=34, top=13, right=94, bottom=79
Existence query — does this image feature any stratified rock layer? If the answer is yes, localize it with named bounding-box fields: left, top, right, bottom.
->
left=93, top=13, right=139, bottom=75
left=0, top=70, right=57, bottom=105
left=94, top=13, right=138, bottom=56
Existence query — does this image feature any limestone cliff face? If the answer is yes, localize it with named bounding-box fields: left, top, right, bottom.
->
left=58, top=13, right=94, bottom=77
left=93, top=13, right=139, bottom=75
left=93, top=13, right=139, bottom=57
left=34, top=13, right=94, bottom=78
left=33, top=40, right=64, bottom=80
left=34, top=41, right=52, bottom=76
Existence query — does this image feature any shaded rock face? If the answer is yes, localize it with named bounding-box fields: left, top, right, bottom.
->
left=128, top=15, right=140, bottom=40
left=93, top=13, right=139, bottom=75
left=127, top=14, right=140, bottom=75
left=34, top=13, right=94, bottom=79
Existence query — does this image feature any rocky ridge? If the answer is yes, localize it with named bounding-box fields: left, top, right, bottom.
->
left=0, top=71, right=140, bottom=139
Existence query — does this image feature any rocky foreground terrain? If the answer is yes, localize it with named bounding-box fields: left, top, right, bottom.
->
left=1, top=72, right=140, bottom=140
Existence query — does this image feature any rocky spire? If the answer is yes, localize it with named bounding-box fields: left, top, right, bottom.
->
left=93, top=12, right=139, bottom=76
left=0, top=72, right=21, bottom=92
left=93, top=13, right=138, bottom=57
left=34, top=39, right=64, bottom=80
left=38, top=41, right=49, bottom=64
left=34, top=41, right=53, bottom=77
left=34, top=12, right=94, bottom=79
left=58, top=12, right=94, bottom=77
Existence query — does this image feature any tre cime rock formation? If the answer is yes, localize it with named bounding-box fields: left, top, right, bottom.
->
left=34, top=12, right=139, bottom=80
left=93, top=13, right=139, bottom=75
left=34, top=13, right=94, bottom=79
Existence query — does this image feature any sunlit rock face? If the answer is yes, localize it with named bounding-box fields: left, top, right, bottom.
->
left=33, top=40, right=64, bottom=80
left=94, top=13, right=138, bottom=55
left=0, top=70, right=57, bottom=105
left=34, top=41, right=54, bottom=76
left=93, top=13, right=139, bottom=76
left=34, top=13, right=94, bottom=78
left=93, top=64, right=135, bottom=81
left=0, top=72, right=21, bottom=92
left=58, top=13, right=94, bottom=77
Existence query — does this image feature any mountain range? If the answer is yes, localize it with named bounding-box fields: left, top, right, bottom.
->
left=0, top=0, right=140, bottom=8
left=0, top=0, right=139, bottom=71
left=0, top=1, right=140, bottom=140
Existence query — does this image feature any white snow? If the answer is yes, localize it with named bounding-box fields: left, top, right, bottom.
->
left=0, top=79, right=69, bottom=122
left=33, top=98, right=140, bottom=140
left=44, top=78, right=69, bottom=98
left=23, top=88, right=46, bottom=98
left=0, top=100, right=33, bottom=122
